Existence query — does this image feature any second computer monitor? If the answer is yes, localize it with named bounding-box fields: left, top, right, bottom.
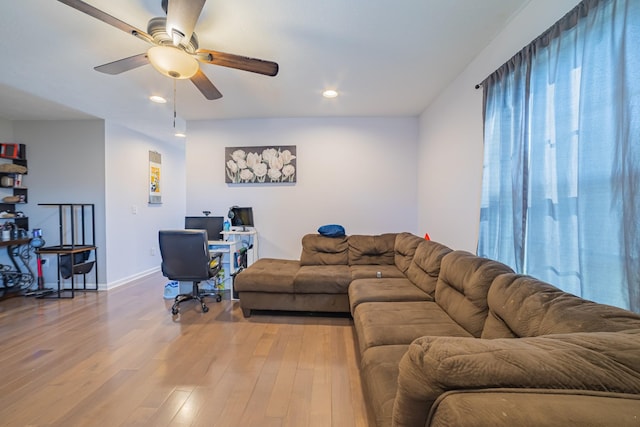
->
left=185, top=216, right=224, bottom=241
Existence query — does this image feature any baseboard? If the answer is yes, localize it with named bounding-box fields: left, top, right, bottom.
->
left=104, top=266, right=161, bottom=291
left=27, top=267, right=161, bottom=293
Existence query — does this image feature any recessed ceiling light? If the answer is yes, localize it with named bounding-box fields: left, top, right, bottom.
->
left=149, top=95, right=167, bottom=103
left=322, top=89, right=339, bottom=99
left=174, top=132, right=187, bottom=138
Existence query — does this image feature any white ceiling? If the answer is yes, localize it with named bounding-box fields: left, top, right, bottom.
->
left=0, top=0, right=530, bottom=141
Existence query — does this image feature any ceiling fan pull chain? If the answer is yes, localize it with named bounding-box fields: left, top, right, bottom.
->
left=173, top=78, right=177, bottom=129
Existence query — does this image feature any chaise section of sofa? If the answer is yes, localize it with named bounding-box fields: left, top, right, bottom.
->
left=232, top=257, right=301, bottom=317
left=235, top=232, right=416, bottom=317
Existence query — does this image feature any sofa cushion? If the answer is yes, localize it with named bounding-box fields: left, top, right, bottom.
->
left=360, top=345, right=409, bottom=427
left=349, top=264, right=405, bottom=281
left=405, top=240, right=453, bottom=296
left=435, top=251, right=514, bottom=338
left=293, top=265, right=352, bottom=293
left=349, top=277, right=433, bottom=314
left=394, top=232, right=425, bottom=274
left=233, top=258, right=299, bottom=293
left=238, top=292, right=350, bottom=315
left=353, top=301, right=473, bottom=354
left=482, top=273, right=640, bottom=339
left=300, top=234, right=349, bottom=266
left=348, top=233, right=397, bottom=265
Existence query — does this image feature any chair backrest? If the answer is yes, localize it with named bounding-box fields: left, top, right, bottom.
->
left=158, top=229, right=212, bottom=281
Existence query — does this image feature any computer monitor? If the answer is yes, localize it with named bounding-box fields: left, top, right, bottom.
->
left=228, top=206, right=254, bottom=230
left=185, top=216, right=224, bottom=241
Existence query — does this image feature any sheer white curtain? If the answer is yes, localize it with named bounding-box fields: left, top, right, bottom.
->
left=478, top=0, right=640, bottom=311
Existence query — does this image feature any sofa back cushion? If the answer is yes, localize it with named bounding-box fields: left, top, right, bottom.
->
left=394, top=232, right=424, bottom=274
left=482, top=273, right=640, bottom=338
left=348, top=233, right=397, bottom=265
left=300, top=234, right=349, bottom=266
left=435, top=251, right=514, bottom=337
left=405, top=240, right=453, bottom=296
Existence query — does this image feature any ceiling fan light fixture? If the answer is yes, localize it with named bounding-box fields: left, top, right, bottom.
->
left=147, top=46, right=199, bottom=79
left=323, top=89, right=339, bottom=99
left=149, top=95, right=167, bottom=103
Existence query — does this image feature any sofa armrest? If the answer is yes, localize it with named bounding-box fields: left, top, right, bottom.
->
left=427, top=388, right=640, bottom=427
left=392, top=331, right=640, bottom=427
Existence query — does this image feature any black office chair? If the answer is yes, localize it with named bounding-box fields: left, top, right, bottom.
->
left=158, top=229, right=223, bottom=315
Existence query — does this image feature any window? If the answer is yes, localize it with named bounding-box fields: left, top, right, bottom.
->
left=478, top=0, right=640, bottom=311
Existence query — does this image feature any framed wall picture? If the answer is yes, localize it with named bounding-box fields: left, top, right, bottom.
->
left=225, top=145, right=297, bottom=184
left=149, top=151, right=162, bottom=204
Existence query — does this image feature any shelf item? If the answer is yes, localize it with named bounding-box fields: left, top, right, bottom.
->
left=0, top=143, right=23, bottom=160
left=221, top=228, right=259, bottom=268
left=36, top=204, right=98, bottom=298
left=0, top=143, right=28, bottom=231
left=0, top=237, right=35, bottom=297
left=207, top=240, right=237, bottom=299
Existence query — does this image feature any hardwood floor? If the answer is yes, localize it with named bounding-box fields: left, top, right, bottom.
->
left=0, top=272, right=372, bottom=427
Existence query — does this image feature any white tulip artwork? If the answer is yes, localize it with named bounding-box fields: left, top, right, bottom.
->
left=225, top=146, right=297, bottom=184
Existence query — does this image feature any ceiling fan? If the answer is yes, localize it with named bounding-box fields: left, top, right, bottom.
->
left=57, top=0, right=279, bottom=100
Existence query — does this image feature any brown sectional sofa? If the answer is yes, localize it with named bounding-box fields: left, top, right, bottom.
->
left=234, top=232, right=640, bottom=426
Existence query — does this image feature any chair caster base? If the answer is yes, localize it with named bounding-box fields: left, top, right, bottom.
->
left=170, top=289, right=222, bottom=315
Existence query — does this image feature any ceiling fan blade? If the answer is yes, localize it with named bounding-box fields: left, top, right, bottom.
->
left=190, top=69, right=223, bottom=100
left=57, top=0, right=154, bottom=44
left=94, top=53, right=149, bottom=75
left=166, top=0, right=206, bottom=46
left=196, top=49, right=279, bottom=77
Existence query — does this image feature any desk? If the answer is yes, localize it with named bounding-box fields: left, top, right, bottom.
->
left=221, top=228, right=259, bottom=267
left=208, top=240, right=237, bottom=298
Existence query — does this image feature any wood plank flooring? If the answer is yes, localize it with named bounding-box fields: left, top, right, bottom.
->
left=0, top=272, right=372, bottom=426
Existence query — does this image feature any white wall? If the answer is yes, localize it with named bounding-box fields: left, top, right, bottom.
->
left=0, top=118, right=13, bottom=139
left=0, top=118, right=186, bottom=291
left=12, top=119, right=107, bottom=285
left=417, top=0, right=580, bottom=253
left=104, top=123, right=186, bottom=288
left=187, top=117, right=419, bottom=260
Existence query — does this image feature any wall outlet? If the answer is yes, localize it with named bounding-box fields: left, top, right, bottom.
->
left=150, top=247, right=156, bottom=256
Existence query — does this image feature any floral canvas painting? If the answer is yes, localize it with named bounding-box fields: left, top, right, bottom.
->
left=225, top=146, right=297, bottom=184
